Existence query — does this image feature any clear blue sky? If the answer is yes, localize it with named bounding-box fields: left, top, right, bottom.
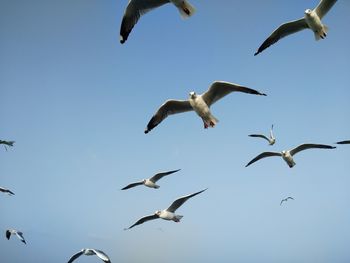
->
left=1, top=1, right=349, bottom=262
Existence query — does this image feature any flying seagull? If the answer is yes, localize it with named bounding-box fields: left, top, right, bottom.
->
left=5, top=229, right=26, bottom=244
left=68, top=248, right=111, bottom=263
left=280, top=197, right=294, bottom=206
left=249, top=124, right=276, bottom=145
left=125, top=188, right=207, bottom=229
left=245, top=143, right=336, bottom=168
left=144, top=81, right=266, bottom=134
left=121, top=169, right=181, bottom=190
left=254, top=0, right=337, bottom=55
left=120, top=0, right=196, bottom=44
left=0, top=187, right=15, bottom=196
left=0, top=140, right=15, bottom=151
left=336, top=140, right=350, bottom=145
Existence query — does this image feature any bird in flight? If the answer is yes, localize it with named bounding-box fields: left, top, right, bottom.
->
left=0, top=140, right=15, bottom=151
left=120, top=0, right=196, bottom=44
left=254, top=0, right=337, bottom=55
left=125, top=188, right=207, bottom=229
left=249, top=124, right=276, bottom=146
left=121, top=169, right=181, bottom=190
left=0, top=186, right=15, bottom=196
left=245, top=143, right=336, bottom=168
left=67, top=248, right=111, bottom=263
left=5, top=229, right=26, bottom=244
left=144, top=81, right=266, bottom=134
left=280, top=197, right=294, bottom=206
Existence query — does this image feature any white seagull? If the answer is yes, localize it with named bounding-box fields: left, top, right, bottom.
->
left=121, top=169, right=181, bottom=190
left=280, top=197, right=294, bottom=206
left=245, top=143, right=336, bottom=168
left=0, top=186, right=15, bottom=196
left=125, top=188, right=207, bottom=229
left=336, top=140, right=350, bottom=145
left=6, top=229, right=26, bottom=244
left=249, top=124, right=276, bottom=145
left=254, top=0, right=337, bottom=55
left=68, top=248, right=111, bottom=263
left=144, top=81, right=266, bottom=134
left=120, top=0, right=196, bottom=44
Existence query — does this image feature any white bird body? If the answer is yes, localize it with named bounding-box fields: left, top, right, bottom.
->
left=157, top=210, right=183, bottom=222
left=189, top=92, right=218, bottom=128
left=281, top=151, right=295, bottom=168
left=144, top=179, right=159, bottom=189
left=304, top=9, right=327, bottom=40
left=68, top=248, right=111, bottom=263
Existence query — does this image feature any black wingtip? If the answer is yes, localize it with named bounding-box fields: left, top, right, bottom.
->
left=144, top=129, right=149, bottom=134
left=254, top=52, right=258, bottom=56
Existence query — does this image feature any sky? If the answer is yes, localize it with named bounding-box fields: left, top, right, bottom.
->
left=0, top=0, right=349, bottom=262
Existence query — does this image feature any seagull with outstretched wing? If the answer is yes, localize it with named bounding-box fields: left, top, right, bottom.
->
left=6, top=229, right=26, bottom=244
left=67, top=248, right=111, bottom=263
left=125, top=188, right=207, bottom=229
left=254, top=0, right=337, bottom=55
left=280, top=197, right=294, bottom=206
left=246, top=143, right=336, bottom=168
left=249, top=124, right=276, bottom=145
left=0, top=187, right=15, bottom=196
left=121, top=169, right=181, bottom=190
left=144, top=81, right=266, bottom=134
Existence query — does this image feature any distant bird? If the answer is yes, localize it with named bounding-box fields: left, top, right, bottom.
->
left=68, top=248, right=111, bottom=263
left=120, top=0, right=196, bottom=44
left=280, top=197, right=294, bottom=205
left=245, top=143, right=336, bottom=168
left=254, top=0, right=337, bottom=55
left=336, top=140, right=350, bottom=145
left=5, top=229, right=26, bottom=244
left=0, top=140, right=15, bottom=151
left=125, top=188, right=207, bottom=229
left=249, top=124, right=276, bottom=145
left=121, top=169, right=181, bottom=190
left=0, top=187, right=15, bottom=196
left=144, top=81, right=266, bottom=134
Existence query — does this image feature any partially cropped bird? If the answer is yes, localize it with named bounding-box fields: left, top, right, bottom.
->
left=0, top=187, right=15, bottom=196
left=67, top=248, right=111, bottom=263
left=249, top=125, right=276, bottom=145
left=5, top=229, right=26, bottom=244
left=0, top=140, right=15, bottom=151
left=336, top=140, right=350, bottom=145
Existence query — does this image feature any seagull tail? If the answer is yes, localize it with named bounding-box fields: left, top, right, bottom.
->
left=177, top=1, right=196, bottom=19
left=314, top=25, right=328, bottom=41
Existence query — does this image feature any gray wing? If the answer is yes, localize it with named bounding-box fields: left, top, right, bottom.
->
left=0, top=140, right=15, bottom=146
left=254, top=18, right=309, bottom=56
left=249, top=134, right=270, bottom=142
left=92, top=249, right=111, bottom=263
left=166, top=188, right=207, bottom=213
left=287, top=197, right=294, bottom=200
left=336, top=140, right=350, bottom=144
left=315, top=0, right=337, bottom=19
left=290, top=144, right=336, bottom=156
left=144, top=100, right=193, bottom=134
left=150, top=169, right=181, bottom=183
left=16, top=232, right=26, bottom=244
left=125, top=214, right=159, bottom=230
left=201, top=81, right=266, bottom=106
left=245, top=152, right=282, bottom=167
left=68, top=251, right=84, bottom=263
left=120, top=0, right=170, bottom=44
left=121, top=181, right=144, bottom=190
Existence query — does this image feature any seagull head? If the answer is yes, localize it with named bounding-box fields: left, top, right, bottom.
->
left=155, top=210, right=161, bottom=216
left=189, top=91, right=197, bottom=99
left=281, top=150, right=287, bottom=156
left=304, top=9, right=312, bottom=15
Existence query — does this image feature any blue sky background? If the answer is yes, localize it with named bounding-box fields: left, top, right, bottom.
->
left=0, top=1, right=349, bottom=262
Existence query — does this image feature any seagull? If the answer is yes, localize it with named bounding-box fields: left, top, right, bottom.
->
left=5, top=229, right=26, bottom=244
left=245, top=143, right=336, bottom=168
left=0, top=140, right=15, bottom=151
left=120, top=0, right=196, bottom=44
left=125, top=188, right=207, bottom=229
left=280, top=196, right=294, bottom=205
left=121, top=169, right=181, bottom=190
left=68, top=248, right=111, bottom=263
left=144, top=81, right=266, bottom=134
left=249, top=124, right=276, bottom=145
left=336, top=140, right=350, bottom=145
left=0, top=187, right=15, bottom=196
left=254, top=0, right=337, bottom=55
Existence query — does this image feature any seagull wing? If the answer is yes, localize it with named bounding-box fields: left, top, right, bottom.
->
left=245, top=152, right=282, bottom=167
left=336, top=140, right=350, bottom=144
left=5, top=230, right=11, bottom=240
left=270, top=124, right=274, bottom=139
left=67, top=251, right=84, bottom=263
left=290, top=144, right=336, bottom=156
left=126, top=214, right=159, bottom=230
left=121, top=181, right=144, bottom=190
left=254, top=18, right=308, bottom=56
left=166, top=188, right=207, bottom=213
left=287, top=197, right=294, bottom=200
left=16, top=231, right=26, bottom=244
left=144, top=100, right=193, bottom=134
left=92, top=249, right=111, bottom=263
left=150, top=169, right=181, bottom=183
left=248, top=134, right=270, bottom=143
left=120, top=0, right=170, bottom=44
left=201, top=81, right=266, bottom=106
left=315, top=0, right=337, bottom=19
left=280, top=199, right=285, bottom=205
